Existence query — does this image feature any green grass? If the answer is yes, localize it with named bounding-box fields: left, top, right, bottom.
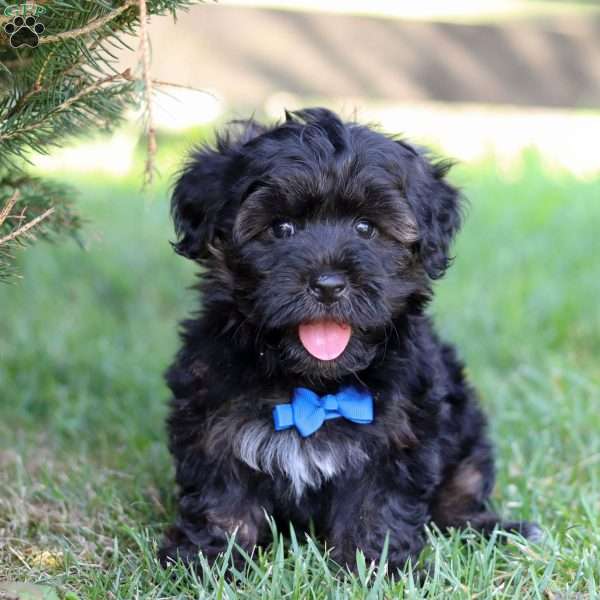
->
left=1, top=152, right=599, bottom=599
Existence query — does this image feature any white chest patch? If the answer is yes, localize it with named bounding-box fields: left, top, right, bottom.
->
left=232, top=420, right=369, bottom=498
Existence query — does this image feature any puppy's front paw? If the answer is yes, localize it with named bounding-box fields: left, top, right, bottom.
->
left=158, top=524, right=202, bottom=568
left=510, top=520, right=545, bottom=543
left=159, top=510, right=261, bottom=571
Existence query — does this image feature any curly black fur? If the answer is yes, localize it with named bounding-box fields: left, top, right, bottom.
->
left=159, top=108, right=539, bottom=572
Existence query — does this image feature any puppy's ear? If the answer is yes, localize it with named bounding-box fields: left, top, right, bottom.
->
left=403, top=148, right=463, bottom=279
left=171, top=121, right=266, bottom=260
left=171, top=143, right=231, bottom=260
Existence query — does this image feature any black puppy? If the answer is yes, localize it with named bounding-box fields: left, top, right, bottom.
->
left=159, top=108, right=538, bottom=571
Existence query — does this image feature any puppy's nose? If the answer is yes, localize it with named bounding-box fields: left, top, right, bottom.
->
left=309, top=272, right=347, bottom=303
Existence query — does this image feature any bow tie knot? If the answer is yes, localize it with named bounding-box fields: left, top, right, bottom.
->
left=321, top=394, right=338, bottom=411
left=273, top=386, right=374, bottom=438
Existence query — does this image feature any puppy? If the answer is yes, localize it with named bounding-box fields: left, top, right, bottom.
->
left=159, top=108, right=538, bottom=571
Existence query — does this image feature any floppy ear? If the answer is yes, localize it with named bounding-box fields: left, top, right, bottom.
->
left=171, top=121, right=266, bottom=260
left=404, top=151, right=463, bottom=279
left=171, top=143, right=232, bottom=260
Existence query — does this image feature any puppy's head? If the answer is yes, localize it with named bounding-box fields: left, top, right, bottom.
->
left=172, top=108, right=462, bottom=380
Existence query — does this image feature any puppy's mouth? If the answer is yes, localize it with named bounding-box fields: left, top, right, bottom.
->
left=298, top=320, right=352, bottom=361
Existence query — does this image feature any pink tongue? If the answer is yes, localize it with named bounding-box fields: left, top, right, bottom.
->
left=298, top=321, right=352, bottom=361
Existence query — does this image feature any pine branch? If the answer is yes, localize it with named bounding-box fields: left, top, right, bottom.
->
left=39, top=0, right=138, bottom=45
left=0, top=190, right=21, bottom=229
left=0, top=177, right=80, bottom=237
left=0, top=206, right=55, bottom=247
left=0, top=69, right=133, bottom=143
left=138, top=0, right=157, bottom=185
left=152, top=79, right=217, bottom=96
left=0, top=178, right=78, bottom=282
left=0, top=0, right=204, bottom=282
left=2, top=49, right=55, bottom=121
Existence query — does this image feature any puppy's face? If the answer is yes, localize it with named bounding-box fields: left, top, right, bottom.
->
left=231, top=160, right=422, bottom=380
left=172, top=109, right=461, bottom=381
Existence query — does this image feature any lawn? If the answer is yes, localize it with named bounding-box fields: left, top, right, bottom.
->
left=0, top=150, right=599, bottom=599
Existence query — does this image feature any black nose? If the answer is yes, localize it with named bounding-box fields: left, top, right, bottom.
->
left=309, top=272, right=347, bottom=303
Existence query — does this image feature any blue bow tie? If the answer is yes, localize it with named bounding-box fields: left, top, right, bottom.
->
left=273, top=385, right=374, bottom=438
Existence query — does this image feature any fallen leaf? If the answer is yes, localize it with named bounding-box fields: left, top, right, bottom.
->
left=23, top=548, right=63, bottom=571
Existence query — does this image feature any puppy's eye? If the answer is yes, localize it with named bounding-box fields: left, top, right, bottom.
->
left=355, top=219, right=376, bottom=239
left=271, top=220, right=296, bottom=239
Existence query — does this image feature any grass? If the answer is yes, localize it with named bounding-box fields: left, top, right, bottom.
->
left=0, top=150, right=599, bottom=599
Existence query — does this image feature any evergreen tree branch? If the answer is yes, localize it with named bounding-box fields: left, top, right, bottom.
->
left=151, top=79, right=217, bottom=96
left=0, top=0, right=204, bottom=281
left=0, top=69, right=133, bottom=143
left=0, top=177, right=79, bottom=281
left=0, top=190, right=20, bottom=229
left=3, top=50, right=55, bottom=121
left=0, top=178, right=80, bottom=241
left=138, top=0, right=157, bottom=185
left=0, top=206, right=55, bottom=247
left=39, top=0, right=138, bottom=45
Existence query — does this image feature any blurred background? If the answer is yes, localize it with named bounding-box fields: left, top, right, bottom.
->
left=36, top=0, right=600, bottom=176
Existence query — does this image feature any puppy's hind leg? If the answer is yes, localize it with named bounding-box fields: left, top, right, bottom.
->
left=430, top=453, right=542, bottom=542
